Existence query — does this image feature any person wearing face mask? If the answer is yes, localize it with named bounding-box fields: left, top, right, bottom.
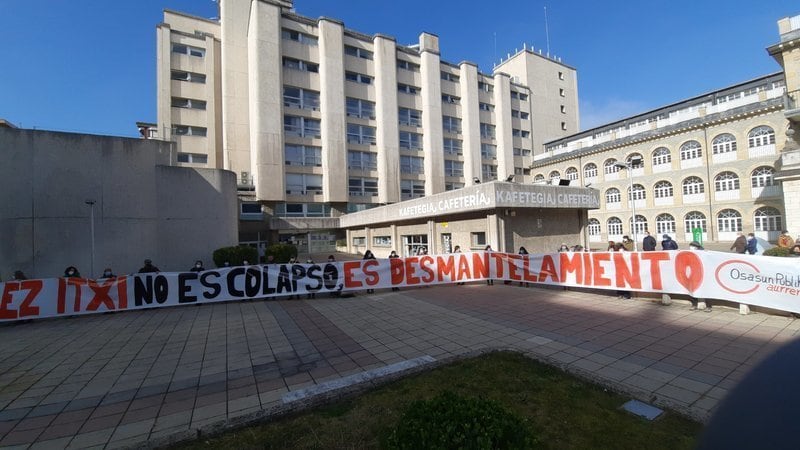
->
left=98, top=268, right=117, bottom=279
left=138, top=259, right=160, bottom=273
left=190, top=260, right=205, bottom=272
left=688, top=241, right=711, bottom=312
left=63, top=266, right=81, bottom=278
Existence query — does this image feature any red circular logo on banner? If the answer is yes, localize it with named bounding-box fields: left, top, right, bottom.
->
left=714, top=259, right=761, bottom=294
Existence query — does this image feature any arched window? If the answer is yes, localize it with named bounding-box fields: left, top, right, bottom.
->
left=711, top=133, right=737, bottom=154
left=604, top=158, right=620, bottom=175
left=626, top=153, right=644, bottom=167
left=684, top=211, right=707, bottom=232
left=682, top=176, right=705, bottom=195
left=680, top=141, right=702, bottom=160
left=714, top=172, right=740, bottom=191
left=549, top=170, right=561, bottom=182
left=630, top=215, right=648, bottom=235
left=588, top=218, right=601, bottom=236
left=654, top=180, right=673, bottom=198
left=652, top=147, right=671, bottom=165
left=584, top=163, right=598, bottom=178
left=656, top=213, right=676, bottom=234
left=534, top=174, right=545, bottom=183
left=565, top=167, right=579, bottom=180
left=606, top=188, right=621, bottom=204
left=748, top=126, right=775, bottom=148
left=717, top=209, right=742, bottom=233
left=751, top=166, right=776, bottom=188
left=607, top=217, right=623, bottom=235
left=628, top=184, right=646, bottom=201
left=754, top=207, right=782, bottom=231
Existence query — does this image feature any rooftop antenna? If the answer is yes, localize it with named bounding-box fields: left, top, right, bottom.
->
left=544, top=6, right=551, bottom=56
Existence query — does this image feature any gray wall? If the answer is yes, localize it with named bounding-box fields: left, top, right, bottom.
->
left=0, top=128, right=238, bottom=279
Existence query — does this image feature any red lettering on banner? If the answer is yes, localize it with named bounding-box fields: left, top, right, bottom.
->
left=57, top=277, right=66, bottom=314
left=523, top=257, right=538, bottom=282
left=390, top=258, right=404, bottom=285
left=86, top=280, right=115, bottom=311
left=490, top=253, right=506, bottom=279
left=117, top=277, right=128, bottom=309
left=592, top=253, right=612, bottom=287
left=457, top=255, right=472, bottom=280
left=419, top=256, right=435, bottom=283
left=18, top=280, right=42, bottom=317
left=405, top=257, right=420, bottom=285
left=613, top=253, right=641, bottom=289
left=436, top=256, right=456, bottom=282
left=68, top=278, right=86, bottom=312
left=343, top=261, right=362, bottom=288
left=675, top=251, right=703, bottom=293
left=538, top=255, right=559, bottom=283
left=0, top=282, right=20, bottom=319
left=472, top=253, right=489, bottom=279
left=582, top=252, right=593, bottom=285
left=640, top=252, right=669, bottom=290
left=363, top=260, right=379, bottom=286
left=507, top=254, right=522, bottom=281
left=559, top=253, right=583, bottom=283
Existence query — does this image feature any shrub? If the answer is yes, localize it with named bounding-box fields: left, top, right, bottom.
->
left=212, top=245, right=258, bottom=267
left=265, top=243, right=298, bottom=263
left=763, top=246, right=792, bottom=257
left=385, top=391, right=534, bottom=450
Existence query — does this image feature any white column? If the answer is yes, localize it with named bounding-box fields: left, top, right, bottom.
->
left=220, top=0, right=252, bottom=176
left=319, top=19, right=348, bottom=203
left=204, top=34, right=220, bottom=169
left=494, top=72, right=514, bottom=180
left=156, top=23, right=172, bottom=144
left=419, top=33, right=445, bottom=195
left=459, top=61, right=480, bottom=185
left=374, top=34, right=400, bottom=203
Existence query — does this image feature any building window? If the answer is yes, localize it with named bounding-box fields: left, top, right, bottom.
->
left=512, top=129, right=530, bottom=138
left=281, top=29, right=318, bottom=45
left=348, top=177, right=378, bottom=196
left=754, top=207, right=782, bottom=231
left=584, top=163, right=598, bottom=178
left=344, top=45, right=373, bottom=60
left=549, top=171, right=561, bottom=183
left=714, top=172, right=740, bottom=191
left=285, top=173, right=323, bottom=195
left=482, top=164, right=497, bottom=181
left=480, top=123, right=496, bottom=139
left=630, top=215, right=648, bottom=235
left=399, top=108, right=422, bottom=127
left=284, top=116, right=321, bottom=138
left=480, top=143, right=497, bottom=159
left=717, top=209, right=742, bottom=233
left=282, top=57, right=318, bottom=73
left=607, top=217, right=623, bottom=235
left=605, top=188, right=621, bottom=204
left=346, top=97, right=375, bottom=119
left=656, top=214, right=676, bottom=234
left=513, top=147, right=532, bottom=156
left=171, top=97, right=207, bottom=110
left=441, top=71, right=459, bottom=82
left=560, top=105, right=566, bottom=114
left=652, top=147, right=671, bottom=165
left=751, top=166, right=776, bottom=187
left=347, top=151, right=377, bottom=171
left=275, top=203, right=331, bottom=218
left=176, top=152, right=208, bottom=164
left=561, top=122, right=567, bottom=131
left=478, top=81, right=493, bottom=92
left=172, top=43, right=204, bottom=57
left=397, top=59, right=420, bottom=72
left=373, top=236, right=392, bottom=247
left=285, top=144, right=322, bottom=166
left=345, top=71, right=372, bottom=84
left=399, top=131, right=423, bottom=150
left=711, top=133, right=737, bottom=154
left=170, top=70, right=206, bottom=83
left=471, top=232, right=487, bottom=248
left=173, top=125, right=207, bottom=137
left=398, top=83, right=419, bottom=95
left=565, top=167, right=578, bottom=181
left=679, top=140, right=702, bottom=160
left=445, top=182, right=465, bottom=191
left=588, top=219, right=601, bottom=236
left=240, top=202, right=262, bottom=215
left=284, top=87, right=320, bottom=111
left=443, top=138, right=463, bottom=155
left=442, top=116, right=462, bottom=134
left=442, top=94, right=461, bottom=104
left=559, top=88, right=565, bottom=97
left=685, top=211, right=707, bottom=232
left=558, top=71, right=564, bottom=80
left=604, top=158, right=620, bottom=175
left=511, top=110, right=529, bottom=120
left=626, top=153, right=644, bottom=168
left=400, top=179, right=426, bottom=199
left=748, top=126, right=776, bottom=148
left=444, top=160, right=463, bottom=177
left=654, top=181, right=673, bottom=198
left=533, top=174, right=545, bottom=183
left=479, top=102, right=494, bottom=112
left=510, top=91, right=528, bottom=101
left=352, top=237, right=366, bottom=246
left=400, top=156, right=424, bottom=174
left=347, top=124, right=377, bottom=145
left=682, top=176, right=705, bottom=195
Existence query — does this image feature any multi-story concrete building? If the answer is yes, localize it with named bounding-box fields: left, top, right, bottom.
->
left=531, top=73, right=787, bottom=247
left=153, top=0, right=579, bottom=251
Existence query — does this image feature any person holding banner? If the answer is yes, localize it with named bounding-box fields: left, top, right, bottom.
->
left=389, top=251, right=401, bottom=291
left=612, top=243, right=631, bottom=299
left=642, top=231, right=657, bottom=251
left=98, top=268, right=117, bottom=280
left=484, top=245, right=494, bottom=285
left=189, top=260, right=205, bottom=272
left=63, top=266, right=81, bottom=278
left=688, top=241, right=712, bottom=312
left=730, top=232, right=747, bottom=253
left=518, top=247, right=530, bottom=287
left=12, top=270, right=27, bottom=280
left=138, top=259, right=160, bottom=273
left=363, top=250, right=376, bottom=293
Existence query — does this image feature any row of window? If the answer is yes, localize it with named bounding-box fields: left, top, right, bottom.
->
left=588, top=207, right=783, bottom=235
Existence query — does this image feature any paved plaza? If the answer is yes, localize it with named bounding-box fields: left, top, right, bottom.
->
left=1, top=283, right=798, bottom=449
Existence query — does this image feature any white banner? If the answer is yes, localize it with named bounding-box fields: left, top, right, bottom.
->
left=1, top=251, right=799, bottom=323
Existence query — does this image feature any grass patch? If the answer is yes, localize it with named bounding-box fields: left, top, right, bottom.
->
left=173, top=352, right=701, bottom=449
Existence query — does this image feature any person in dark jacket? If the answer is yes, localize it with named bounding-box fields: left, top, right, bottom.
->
left=189, top=260, right=205, bottom=272
left=518, top=247, right=530, bottom=287
left=363, top=250, right=376, bottom=293
left=621, top=236, right=634, bottom=252
left=642, top=231, right=657, bottom=251
left=484, top=245, right=494, bottom=285
left=98, top=268, right=117, bottom=280
left=661, top=234, right=678, bottom=250
left=12, top=270, right=27, bottom=280
left=745, top=233, right=758, bottom=255
left=63, top=266, right=81, bottom=278
left=138, top=259, right=160, bottom=273
left=389, top=251, right=401, bottom=291
left=730, top=232, right=747, bottom=253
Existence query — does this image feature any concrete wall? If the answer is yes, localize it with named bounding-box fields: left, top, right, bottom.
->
left=0, top=128, right=238, bottom=279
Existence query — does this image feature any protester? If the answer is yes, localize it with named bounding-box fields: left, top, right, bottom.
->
left=730, top=232, right=747, bottom=254
left=325, top=255, right=340, bottom=297
left=363, top=250, right=376, bottom=293
left=518, top=247, right=530, bottom=287
left=12, top=270, right=27, bottom=280
left=642, top=231, right=657, bottom=251
left=621, top=236, right=634, bottom=251
left=688, top=241, right=711, bottom=312
left=484, top=245, right=494, bottom=285
left=611, top=244, right=631, bottom=299
left=661, top=234, right=678, bottom=250
left=305, top=259, right=316, bottom=299
left=606, top=241, right=616, bottom=251
left=98, top=268, right=117, bottom=280
left=190, top=260, right=205, bottom=272
left=138, top=259, right=160, bottom=273
left=327, top=255, right=336, bottom=263
left=745, top=233, right=758, bottom=255
left=453, top=246, right=465, bottom=285
left=389, top=251, right=401, bottom=291
left=778, top=230, right=793, bottom=249
left=558, top=243, right=570, bottom=252
left=63, top=266, right=81, bottom=278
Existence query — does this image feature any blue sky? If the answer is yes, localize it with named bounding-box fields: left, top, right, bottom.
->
left=0, top=0, right=796, bottom=137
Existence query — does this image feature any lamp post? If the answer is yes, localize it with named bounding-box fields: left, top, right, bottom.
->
left=85, top=199, right=96, bottom=278
left=614, top=157, right=642, bottom=251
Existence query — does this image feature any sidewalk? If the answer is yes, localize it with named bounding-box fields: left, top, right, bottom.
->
left=0, top=284, right=797, bottom=449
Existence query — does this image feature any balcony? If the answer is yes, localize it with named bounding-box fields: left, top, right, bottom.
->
left=785, top=90, right=800, bottom=123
